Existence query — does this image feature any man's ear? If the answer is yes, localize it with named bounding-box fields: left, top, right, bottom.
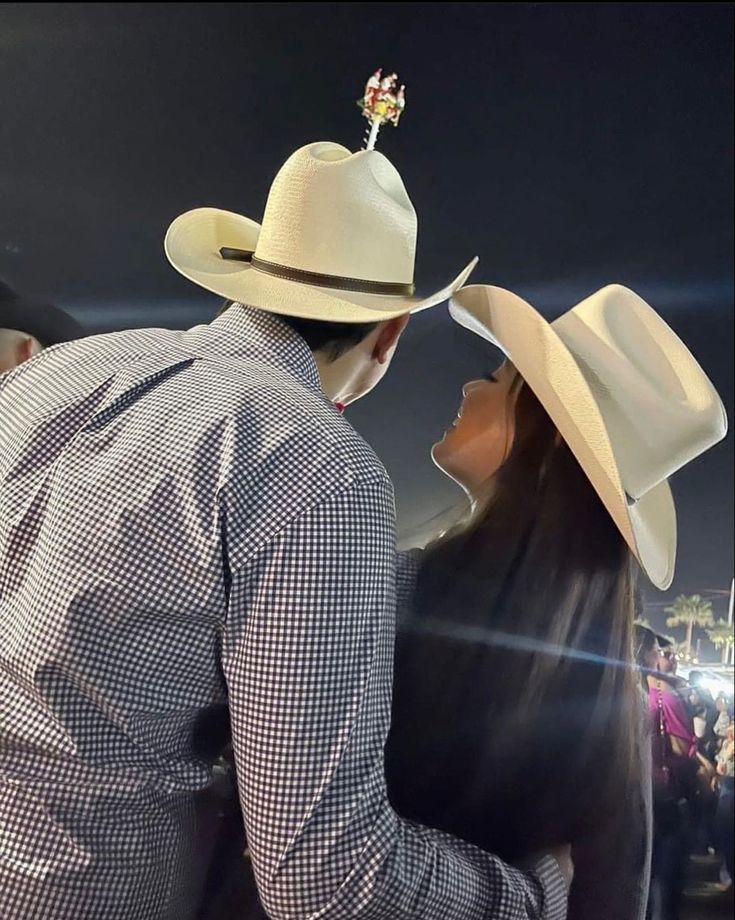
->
left=372, top=314, right=410, bottom=365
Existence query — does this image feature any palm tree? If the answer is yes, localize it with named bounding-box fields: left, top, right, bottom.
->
left=706, top=619, right=735, bottom=665
left=665, top=594, right=715, bottom=660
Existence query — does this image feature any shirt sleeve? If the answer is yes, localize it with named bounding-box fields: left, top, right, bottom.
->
left=222, top=475, right=568, bottom=920
left=395, top=548, right=422, bottom=628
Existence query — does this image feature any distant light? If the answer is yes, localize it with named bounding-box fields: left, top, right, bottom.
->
left=702, top=674, right=734, bottom=697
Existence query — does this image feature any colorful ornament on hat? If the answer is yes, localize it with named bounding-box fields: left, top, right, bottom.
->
left=357, top=69, right=406, bottom=151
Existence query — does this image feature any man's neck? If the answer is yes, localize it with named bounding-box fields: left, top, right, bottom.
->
left=313, top=349, right=358, bottom=405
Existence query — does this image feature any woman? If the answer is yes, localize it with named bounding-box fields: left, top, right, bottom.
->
left=386, top=284, right=727, bottom=920
left=654, top=637, right=688, bottom=691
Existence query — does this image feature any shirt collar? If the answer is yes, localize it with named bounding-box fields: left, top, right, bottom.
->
left=206, top=304, right=322, bottom=392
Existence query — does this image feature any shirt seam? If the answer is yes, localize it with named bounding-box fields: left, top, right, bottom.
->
left=226, top=470, right=392, bottom=578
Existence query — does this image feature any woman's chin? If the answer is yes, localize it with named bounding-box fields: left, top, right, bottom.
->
left=431, top=441, right=455, bottom=478
left=430, top=440, right=445, bottom=468
left=431, top=443, right=475, bottom=496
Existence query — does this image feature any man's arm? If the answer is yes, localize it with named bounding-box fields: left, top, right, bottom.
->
left=222, top=474, right=568, bottom=920
left=396, top=548, right=422, bottom=620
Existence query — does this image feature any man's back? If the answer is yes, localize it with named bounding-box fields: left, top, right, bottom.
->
left=1, top=305, right=568, bottom=920
left=0, top=306, right=385, bottom=919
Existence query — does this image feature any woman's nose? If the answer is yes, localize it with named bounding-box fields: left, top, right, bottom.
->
left=462, top=380, right=483, bottom=398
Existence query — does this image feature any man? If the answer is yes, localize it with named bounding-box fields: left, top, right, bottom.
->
left=0, top=278, right=85, bottom=372
left=0, top=141, right=571, bottom=919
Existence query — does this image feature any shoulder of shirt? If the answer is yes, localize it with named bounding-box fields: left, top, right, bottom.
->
left=171, top=330, right=392, bottom=513
left=7, top=324, right=389, bottom=493
left=221, top=376, right=390, bottom=500
left=206, top=363, right=393, bottom=565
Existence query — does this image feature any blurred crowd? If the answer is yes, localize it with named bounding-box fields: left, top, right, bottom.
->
left=636, top=625, right=734, bottom=920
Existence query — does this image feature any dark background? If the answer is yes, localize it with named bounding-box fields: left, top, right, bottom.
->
left=1, top=2, right=732, bottom=644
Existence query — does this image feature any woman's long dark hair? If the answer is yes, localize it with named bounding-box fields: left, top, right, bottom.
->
left=386, top=377, right=643, bottom=861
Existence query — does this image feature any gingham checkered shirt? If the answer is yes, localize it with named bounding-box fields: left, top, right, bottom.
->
left=0, top=305, right=567, bottom=919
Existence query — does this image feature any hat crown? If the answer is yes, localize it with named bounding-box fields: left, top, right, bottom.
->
left=255, top=142, right=417, bottom=284
left=553, top=285, right=727, bottom=501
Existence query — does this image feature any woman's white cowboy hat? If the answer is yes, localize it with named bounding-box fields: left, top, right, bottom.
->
left=450, top=284, right=728, bottom=589
left=165, top=141, right=477, bottom=323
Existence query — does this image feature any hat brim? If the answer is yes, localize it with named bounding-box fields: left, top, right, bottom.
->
left=165, top=208, right=477, bottom=323
left=449, top=284, right=676, bottom=589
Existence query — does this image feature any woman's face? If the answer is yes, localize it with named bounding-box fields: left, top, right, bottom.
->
left=642, top=641, right=661, bottom=671
left=432, top=360, right=520, bottom=493
left=658, top=648, right=677, bottom=675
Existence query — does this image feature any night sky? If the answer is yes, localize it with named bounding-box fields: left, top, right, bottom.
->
left=1, top=3, right=733, bottom=642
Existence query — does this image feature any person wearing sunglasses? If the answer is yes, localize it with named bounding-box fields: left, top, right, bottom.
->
left=653, top=636, right=688, bottom=691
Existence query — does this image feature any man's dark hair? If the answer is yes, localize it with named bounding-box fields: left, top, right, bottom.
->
left=218, top=301, right=378, bottom=361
